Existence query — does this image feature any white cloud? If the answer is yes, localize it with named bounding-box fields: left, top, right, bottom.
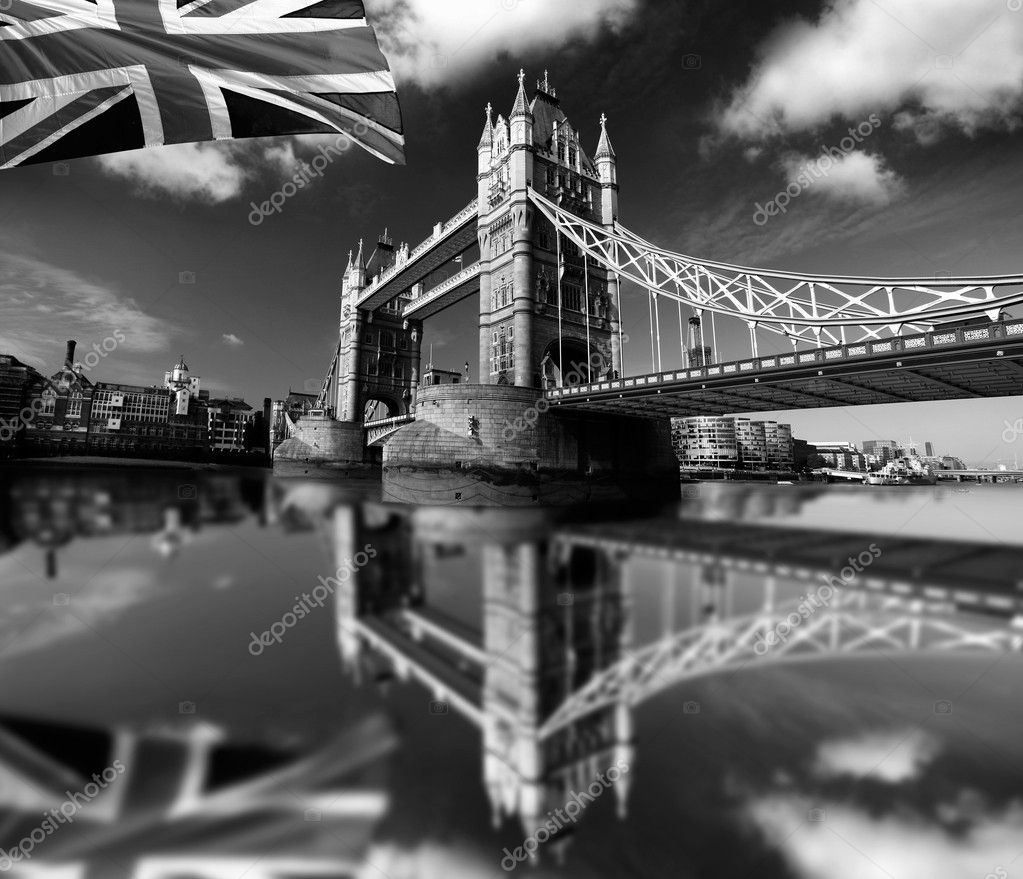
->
left=0, top=253, right=171, bottom=367
left=94, top=137, right=317, bottom=204
left=782, top=151, right=906, bottom=206
left=222, top=333, right=245, bottom=347
left=747, top=793, right=1023, bottom=879
left=371, top=0, right=639, bottom=88
left=813, top=729, right=941, bottom=783
left=718, top=0, right=1023, bottom=141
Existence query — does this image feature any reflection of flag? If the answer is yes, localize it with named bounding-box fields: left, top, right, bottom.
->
left=558, top=247, right=566, bottom=280
left=0, top=714, right=397, bottom=878
left=0, top=0, right=405, bottom=169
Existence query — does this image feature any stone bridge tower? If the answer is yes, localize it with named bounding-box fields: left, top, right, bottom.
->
left=336, top=236, right=424, bottom=422
left=476, top=71, right=623, bottom=389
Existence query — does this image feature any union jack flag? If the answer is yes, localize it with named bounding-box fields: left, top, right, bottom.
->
left=0, top=0, right=405, bottom=169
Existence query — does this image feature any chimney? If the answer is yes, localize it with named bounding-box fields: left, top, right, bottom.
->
left=64, top=340, right=76, bottom=368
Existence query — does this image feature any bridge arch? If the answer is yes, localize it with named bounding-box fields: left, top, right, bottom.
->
left=363, top=392, right=404, bottom=423
left=541, top=338, right=607, bottom=389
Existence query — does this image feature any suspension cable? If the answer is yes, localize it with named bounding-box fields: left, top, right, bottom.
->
left=557, top=228, right=564, bottom=387
left=584, top=249, right=592, bottom=381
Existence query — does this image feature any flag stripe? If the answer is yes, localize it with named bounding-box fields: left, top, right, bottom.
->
left=1, top=83, right=130, bottom=165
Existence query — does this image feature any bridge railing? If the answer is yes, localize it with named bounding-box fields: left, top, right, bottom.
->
left=547, top=318, right=1023, bottom=400
left=361, top=198, right=478, bottom=296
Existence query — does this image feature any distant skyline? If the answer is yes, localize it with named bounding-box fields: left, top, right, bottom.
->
left=3, top=0, right=1023, bottom=465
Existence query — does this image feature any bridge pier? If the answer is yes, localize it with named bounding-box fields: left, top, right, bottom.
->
left=382, top=383, right=678, bottom=505
left=271, top=412, right=375, bottom=479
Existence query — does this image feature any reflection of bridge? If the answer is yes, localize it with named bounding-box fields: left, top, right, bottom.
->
left=299, top=70, right=1023, bottom=480
left=327, top=502, right=1023, bottom=856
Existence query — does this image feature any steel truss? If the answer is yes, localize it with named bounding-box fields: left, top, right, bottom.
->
left=528, top=189, right=1023, bottom=347
left=537, top=589, right=1023, bottom=738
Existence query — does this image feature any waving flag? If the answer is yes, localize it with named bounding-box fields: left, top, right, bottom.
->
left=0, top=0, right=405, bottom=169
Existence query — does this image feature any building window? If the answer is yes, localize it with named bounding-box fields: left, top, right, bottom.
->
left=67, top=393, right=82, bottom=418
left=364, top=331, right=375, bottom=346
left=491, top=325, right=515, bottom=374
left=41, top=389, right=56, bottom=415
left=563, top=283, right=582, bottom=312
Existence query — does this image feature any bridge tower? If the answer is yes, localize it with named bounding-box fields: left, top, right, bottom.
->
left=336, top=235, right=424, bottom=422
left=476, top=71, right=622, bottom=389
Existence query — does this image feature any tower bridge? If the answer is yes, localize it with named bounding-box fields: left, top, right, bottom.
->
left=284, top=69, right=1023, bottom=487
left=327, top=501, right=1023, bottom=857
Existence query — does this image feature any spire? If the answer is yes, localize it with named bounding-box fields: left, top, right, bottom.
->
left=478, top=103, right=494, bottom=150
left=355, top=238, right=364, bottom=267
left=511, top=68, right=531, bottom=118
left=345, top=249, right=353, bottom=270
left=595, top=113, right=616, bottom=160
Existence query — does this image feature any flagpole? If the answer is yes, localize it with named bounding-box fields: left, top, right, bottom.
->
left=616, top=271, right=625, bottom=381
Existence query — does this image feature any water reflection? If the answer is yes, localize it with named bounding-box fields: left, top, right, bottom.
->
left=0, top=468, right=1021, bottom=878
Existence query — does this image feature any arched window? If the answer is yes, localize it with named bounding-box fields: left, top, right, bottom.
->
left=41, top=388, right=56, bottom=415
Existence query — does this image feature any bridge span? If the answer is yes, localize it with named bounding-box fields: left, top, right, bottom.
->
left=546, top=317, right=1023, bottom=418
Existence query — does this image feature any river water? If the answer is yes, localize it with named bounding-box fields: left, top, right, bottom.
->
left=0, top=465, right=1020, bottom=878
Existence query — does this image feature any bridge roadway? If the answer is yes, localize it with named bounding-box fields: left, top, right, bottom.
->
left=557, top=518, right=1023, bottom=619
left=547, top=318, right=1023, bottom=418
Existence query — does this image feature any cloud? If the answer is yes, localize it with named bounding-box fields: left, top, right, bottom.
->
left=781, top=151, right=906, bottom=206
left=94, top=137, right=321, bottom=204
left=717, top=0, right=1023, bottom=142
left=221, top=333, right=245, bottom=347
left=747, top=793, right=1023, bottom=879
left=813, top=729, right=941, bottom=783
left=0, top=253, right=171, bottom=368
left=371, top=0, right=640, bottom=88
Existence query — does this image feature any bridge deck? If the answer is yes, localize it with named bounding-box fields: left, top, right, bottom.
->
left=548, top=319, right=1023, bottom=418
left=559, top=519, right=1023, bottom=617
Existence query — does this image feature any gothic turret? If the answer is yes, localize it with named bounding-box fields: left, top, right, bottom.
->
left=510, top=69, right=533, bottom=147
left=596, top=114, right=618, bottom=222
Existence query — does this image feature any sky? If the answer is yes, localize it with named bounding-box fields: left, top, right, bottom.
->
left=3, top=0, right=1023, bottom=464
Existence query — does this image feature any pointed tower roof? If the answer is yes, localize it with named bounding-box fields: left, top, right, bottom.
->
left=511, top=69, right=531, bottom=118
left=478, top=103, right=494, bottom=150
left=595, top=113, right=616, bottom=160
left=355, top=238, right=364, bottom=268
